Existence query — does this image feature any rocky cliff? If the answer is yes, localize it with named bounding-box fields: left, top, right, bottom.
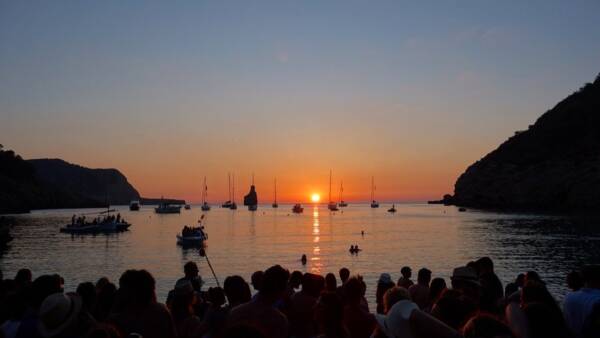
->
left=243, top=185, right=258, bottom=206
left=0, top=146, right=141, bottom=214
left=450, top=74, right=600, bottom=211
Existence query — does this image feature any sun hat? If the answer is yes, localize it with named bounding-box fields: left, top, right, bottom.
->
left=38, top=292, right=82, bottom=338
left=174, top=279, right=194, bottom=296
left=451, top=266, right=480, bottom=286
left=378, top=273, right=393, bottom=284
left=375, top=299, right=418, bottom=338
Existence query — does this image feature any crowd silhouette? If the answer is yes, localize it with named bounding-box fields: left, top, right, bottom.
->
left=1, top=258, right=599, bottom=338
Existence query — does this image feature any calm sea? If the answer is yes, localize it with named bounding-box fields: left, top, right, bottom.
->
left=2, top=203, right=600, bottom=306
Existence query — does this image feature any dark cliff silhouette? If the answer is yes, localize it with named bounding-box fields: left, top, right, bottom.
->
left=447, top=73, right=600, bottom=211
left=243, top=185, right=258, bottom=206
left=0, top=145, right=141, bottom=214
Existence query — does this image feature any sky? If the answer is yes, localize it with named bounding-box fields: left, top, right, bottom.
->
left=1, top=1, right=600, bottom=203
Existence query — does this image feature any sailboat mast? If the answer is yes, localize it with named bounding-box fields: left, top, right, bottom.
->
left=228, top=173, right=231, bottom=201
left=232, top=174, right=235, bottom=203
left=371, top=176, right=375, bottom=201
left=274, top=178, right=277, bottom=203
left=329, top=169, right=332, bottom=203
left=339, top=181, right=343, bottom=202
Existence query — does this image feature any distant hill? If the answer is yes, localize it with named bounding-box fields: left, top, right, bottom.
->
left=0, top=146, right=141, bottom=214
left=447, top=74, right=600, bottom=211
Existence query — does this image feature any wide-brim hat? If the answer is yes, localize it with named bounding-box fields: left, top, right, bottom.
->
left=38, top=292, right=82, bottom=338
left=375, top=300, right=418, bottom=338
left=451, top=266, right=480, bottom=286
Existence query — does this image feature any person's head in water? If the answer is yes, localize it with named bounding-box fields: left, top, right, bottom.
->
left=401, top=266, right=412, bottom=279
left=417, top=268, right=432, bottom=286
left=251, top=271, right=264, bottom=292
left=260, top=265, right=289, bottom=301
left=301, top=255, right=307, bottom=265
left=184, top=261, right=199, bottom=279
left=339, top=268, right=350, bottom=284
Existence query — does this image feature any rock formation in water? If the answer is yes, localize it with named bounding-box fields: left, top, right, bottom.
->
left=447, top=74, right=600, bottom=211
left=0, top=145, right=141, bottom=214
left=243, top=185, right=258, bottom=206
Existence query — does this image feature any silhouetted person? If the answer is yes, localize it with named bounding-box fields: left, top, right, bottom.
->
left=76, top=282, right=97, bottom=315
left=38, top=292, right=95, bottom=338
left=226, top=265, right=290, bottom=338
left=505, top=273, right=525, bottom=301
left=409, top=268, right=431, bottom=310
left=462, top=313, right=514, bottom=338
left=342, top=276, right=376, bottom=338
left=301, top=255, right=307, bottom=266
left=290, top=273, right=324, bottom=338
left=14, top=269, right=32, bottom=289
left=476, top=257, right=503, bottom=313
left=251, top=271, right=264, bottom=294
left=109, top=269, right=176, bottom=338
left=430, top=289, right=477, bottom=330
left=314, top=292, right=349, bottom=338
left=428, top=277, right=447, bottom=311
left=397, top=266, right=414, bottom=289
left=563, top=265, right=600, bottom=337
left=223, top=275, right=251, bottom=309
left=325, top=273, right=337, bottom=293
left=170, top=279, right=202, bottom=338
left=375, top=273, right=394, bottom=314
left=181, top=262, right=204, bottom=293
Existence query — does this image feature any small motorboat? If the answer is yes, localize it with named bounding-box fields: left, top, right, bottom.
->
left=201, top=202, right=211, bottom=211
left=129, top=200, right=140, bottom=211
left=61, top=209, right=131, bottom=234
left=370, top=200, right=380, bottom=208
left=184, top=204, right=191, bottom=210
left=272, top=202, right=279, bottom=208
left=292, top=204, right=304, bottom=213
left=230, top=202, right=237, bottom=210
left=327, top=171, right=339, bottom=211
left=458, top=207, right=467, bottom=212
left=248, top=204, right=258, bottom=211
left=176, top=226, right=208, bottom=245
left=221, top=201, right=232, bottom=208
left=155, top=200, right=181, bottom=214
left=387, top=204, right=397, bottom=213
left=339, top=201, right=348, bottom=207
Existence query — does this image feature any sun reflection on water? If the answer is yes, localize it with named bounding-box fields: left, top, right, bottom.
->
left=311, top=206, right=322, bottom=273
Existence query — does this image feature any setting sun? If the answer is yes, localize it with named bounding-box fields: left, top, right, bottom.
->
left=311, top=193, right=321, bottom=203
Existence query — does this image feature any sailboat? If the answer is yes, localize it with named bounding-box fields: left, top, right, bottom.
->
left=230, top=174, right=237, bottom=210
left=201, top=177, right=211, bottom=211
left=272, top=178, right=279, bottom=208
left=328, top=170, right=339, bottom=211
left=370, top=176, right=379, bottom=208
left=387, top=204, right=397, bottom=213
left=221, top=173, right=233, bottom=208
left=339, top=181, right=348, bottom=207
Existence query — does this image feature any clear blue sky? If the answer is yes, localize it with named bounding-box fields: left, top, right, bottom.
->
left=1, top=1, right=599, bottom=201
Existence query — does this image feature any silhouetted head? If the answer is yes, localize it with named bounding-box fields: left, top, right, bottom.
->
left=76, top=282, right=97, bottom=312
left=524, top=271, right=542, bottom=285
left=224, top=275, right=251, bottom=306
left=521, top=281, right=556, bottom=308
left=260, top=265, right=289, bottom=301
left=251, top=270, right=264, bottom=292
left=31, top=274, right=63, bottom=309
left=417, top=268, right=432, bottom=285
left=383, top=286, right=410, bottom=314
left=431, top=289, right=477, bottom=330
left=400, top=266, right=412, bottom=279
left=567, top=271, right=584, bottom=291
left=582, top=265, right=600, bottom=289
left=208, top=287, right=226, bottom=307
left=95, top=277, right=110, bottom=291
left=343, top=276, right=365, bottom=304
left=15, top=268, right=32, bottom=286
left=462, top=313, right=514, bottom=338
left=476, top=257, right=494, bottom=274
left=339, top=268, right=350, bottom=284
left=302, top=273, right=325, bottom=298
left=325, top=273, right=337, bottom=292
left=429, top=277, right=447, bottom=303
left=118, top=269, right=156, bottom=307
left=184, top=261, right=199, bottom=278
left=289, top=270, right=303, bottom=289
left=515, top=273, right=525, bottom=287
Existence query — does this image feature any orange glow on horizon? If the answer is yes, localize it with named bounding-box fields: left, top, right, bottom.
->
left=311, top=193, right=321, bottom=203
